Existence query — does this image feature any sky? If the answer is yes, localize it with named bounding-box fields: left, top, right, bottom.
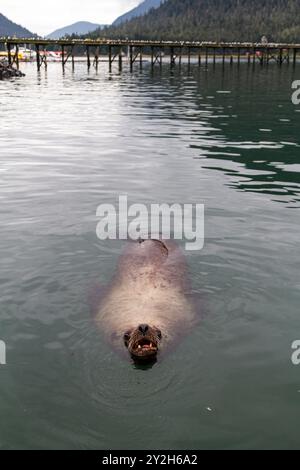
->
left=1, top=0, right=141, bottom=36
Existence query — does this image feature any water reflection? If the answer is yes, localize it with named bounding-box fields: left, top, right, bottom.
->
left=87, top=62, right=300, bottom=206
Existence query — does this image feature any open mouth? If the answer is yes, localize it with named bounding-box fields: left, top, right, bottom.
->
left=132, top=338, right=158, bottom=358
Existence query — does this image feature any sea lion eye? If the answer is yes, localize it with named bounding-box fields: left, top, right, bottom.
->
left=124, top=332, right=131, bottom=344
left=157, top=330, right=162, bottom=339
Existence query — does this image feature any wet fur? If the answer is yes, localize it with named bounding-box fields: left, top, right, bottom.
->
left=95, top=240, right=196, bottom=358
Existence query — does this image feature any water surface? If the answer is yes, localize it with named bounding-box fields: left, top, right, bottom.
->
left=0, top=61, right=300, bottom=450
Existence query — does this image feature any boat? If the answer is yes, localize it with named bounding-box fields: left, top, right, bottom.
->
left=45, top=51, right=62, bottom=62
left=0, top=48, right=34, bottom=62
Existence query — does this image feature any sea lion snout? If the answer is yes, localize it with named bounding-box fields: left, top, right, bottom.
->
left=124, top=325, right=162, bottom=362
left=138, top=324, right=149, bottom=335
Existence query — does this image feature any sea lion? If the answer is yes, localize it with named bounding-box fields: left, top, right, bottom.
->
left=95, top=239, right=196, bottom=362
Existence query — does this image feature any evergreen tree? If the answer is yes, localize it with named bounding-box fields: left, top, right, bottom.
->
left=87, top=0, right=300, bottom=43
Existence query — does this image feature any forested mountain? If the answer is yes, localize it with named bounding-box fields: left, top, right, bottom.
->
left=0, top=13, right=34, bottom=38
left=113, top=0, right=163, bottom=25
left=91, top=0, right=300, bottom=43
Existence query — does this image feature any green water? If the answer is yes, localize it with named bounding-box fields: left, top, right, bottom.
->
left=0, top=62, right=299, bottom=450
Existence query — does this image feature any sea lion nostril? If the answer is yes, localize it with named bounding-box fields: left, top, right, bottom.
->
left=138, top=324, right=149, bottom=335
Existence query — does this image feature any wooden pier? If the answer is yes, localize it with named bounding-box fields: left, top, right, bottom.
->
left=1, top=38, right=300, bottom=71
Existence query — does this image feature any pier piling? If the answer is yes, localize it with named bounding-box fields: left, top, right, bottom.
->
left=6, top=42, right=12, bottom=66
left=293, top=48, right=297, bottom=66
left=86, top=46, right=91, bottom=69
left=36, top=44, right=40, bottom=71
left=15, top=44, right=19, bottom=69
left=61, top=45, right=65, bottom=68
left=119, top=48, right=123, bottom=71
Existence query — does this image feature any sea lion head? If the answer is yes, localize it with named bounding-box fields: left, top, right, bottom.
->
left=123, top=324, right=162, bottom=361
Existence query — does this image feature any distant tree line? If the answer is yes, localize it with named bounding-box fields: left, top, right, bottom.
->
left=83, top=0, right=300, bottom=43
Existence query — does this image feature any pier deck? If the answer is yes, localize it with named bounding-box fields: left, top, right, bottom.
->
left=1, top=38, right=299, bottom=70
